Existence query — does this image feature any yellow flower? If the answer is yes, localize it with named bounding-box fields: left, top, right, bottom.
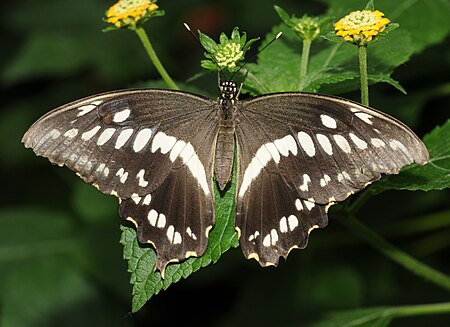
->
left=214, top=42, right=244, bottom=69
left=334, top=10, right=390, bottom=46
left=106, top=0, right=159, bottom=28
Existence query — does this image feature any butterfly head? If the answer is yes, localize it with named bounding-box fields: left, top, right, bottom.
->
left=219, top=80, right=238, bottom=104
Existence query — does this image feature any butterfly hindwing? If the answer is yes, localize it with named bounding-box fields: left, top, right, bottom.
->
left=235, top=92, right=428, bottom=266
left=22, top=89, right=219, bottom=273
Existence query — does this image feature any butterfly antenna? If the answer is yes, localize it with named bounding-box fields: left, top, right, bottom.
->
left=231, top=31, right=283, bottom=80
left=184, top=23, right=228, bottom=82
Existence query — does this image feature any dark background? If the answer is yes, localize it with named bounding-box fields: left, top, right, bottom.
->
left=1, top=0, right=449, bottom=326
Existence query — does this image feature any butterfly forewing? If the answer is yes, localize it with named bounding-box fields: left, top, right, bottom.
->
left=235, top=93, right=428, bottom=266
left=22, top=89, right=220, bottom=272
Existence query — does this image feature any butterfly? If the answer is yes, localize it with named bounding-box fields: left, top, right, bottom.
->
left=22, top=79, right=429, bottom=274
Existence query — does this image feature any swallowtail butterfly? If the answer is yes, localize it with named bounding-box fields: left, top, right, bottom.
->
left=22, top=80, right=429, bottom=273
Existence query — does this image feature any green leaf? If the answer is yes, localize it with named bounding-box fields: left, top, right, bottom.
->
left=373, top=120, right=450, bottom=192
left=121, top=167, right=238, bottom=312
left=310, top=307, right=394, bottom=327
left=198, top=31, right=218, bottom=54
left=274, top=5, right=294, bottom=28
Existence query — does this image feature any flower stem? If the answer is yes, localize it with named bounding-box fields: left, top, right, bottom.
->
left=358, top=45, right=369, bottom=106
left=133, top=27, right=179, bottom=90
left=341, top=215, right=450, bottom=292
left=299, top=39, right=312, bottom=90
left=394, top=302, right=450, bottom=318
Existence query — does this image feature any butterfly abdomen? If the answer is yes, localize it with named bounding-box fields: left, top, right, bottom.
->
left=214, top=118, right=235, bottom=190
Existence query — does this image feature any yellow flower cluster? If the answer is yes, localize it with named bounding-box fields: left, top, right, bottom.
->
left=215, top=43, right=244, bottom=69
left=334, top=10, right=390, bottom=46
left=106, top=0, right=158, bottom=28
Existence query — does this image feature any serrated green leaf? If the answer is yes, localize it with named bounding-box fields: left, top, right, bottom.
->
left=372, top=120, right=450, bottom=193
left=121, top=165, right=238, bottom=312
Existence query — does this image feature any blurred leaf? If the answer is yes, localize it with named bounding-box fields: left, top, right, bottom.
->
left=121, top=168, right=238, bottom=312
left=71, top=181, right=117, bottom=223
left=310, top=307, right=394, bottom=327
left=0, top=207, right=76, bottom=261
left=373, top=119, right=450, bottom=192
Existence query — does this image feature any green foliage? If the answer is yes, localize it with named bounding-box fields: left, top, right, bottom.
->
left=3, top=0, right=450, bottom=324
left=121, top=166, right=238, bottom=312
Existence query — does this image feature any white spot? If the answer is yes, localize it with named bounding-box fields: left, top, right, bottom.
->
left=77, top=104, right=96, bottom=116
left=169, top=140, right=186, bottom=162
left=173, top=232, right=182, bottom=244
left=113, top=109, right=131, bottom=123
left=263, top=234, right=271, bottom=247
left=157, top=213, right=166, bottom=229
left=64, top=128, right=78, bottom=138
left=133, top=128, right=152, bottom=152
left=186, top=227, right=197, bottom=240
left=355, top=112, right=374, bottom=124
left=320, top=174, right=331, bottom=187
left=255, top=145, right=272, bottom=165
left=131, top=193, right=141, bottom=204
left=116, top=168, right=128, bottom=183
left=142, top=194, right=151, bottom=205
left=316, top=134, right=333, bottom=155
left=349, top=133, right=367, bottom=150
left=179, top=143, right=210, bottom=195
left=151, top=131, right=177, bottom=154
left=274, top=135, right=297, bottom=157
left=343, top=171, right=351, bottom=180
left=304, top=199, right=315, bottom=211
left=298, top=131, right=315, bottom=157
left=49, top=129, right=61, bottom=139
left=270, top=229, right=279, bottom=245
left=265, top=143, right=280, bottom=164
left=91, top=100, right=103, bottom=106
left=320, top=114, right=337, bottom=129
left=97, top=128, right=116, bottom=146
left=148, top=209, right=158, bottom=226
left=248, top=231, right=260, bottom=242
left=350, top=107, right=360, bottom=113
left=333, top=135, right=351, bottom=154
left=167, top=225, right=175, bottom=243
left=136, top=169, right=149, bottom=187
left=238, top=140, right=286, bottom=197
left=104, top=167, right=109, bottom=177
left=115, top=128, right=134, bottom=149
left=299, top=174, right=311, bottom=192
left=295, top=199, right=303, bottom=211
left=96, top=163, right=106, bottom=174
left=280, top=217, right=288, bottom=233
left=389, top=140, right=413, bottom=160
left=288, top=215, right=299, bottom=231
left=337, top=173, right=344, bottom=182
left=81, top=126, right=101, bottom=141
left=371, top=138, right=385, bottom=147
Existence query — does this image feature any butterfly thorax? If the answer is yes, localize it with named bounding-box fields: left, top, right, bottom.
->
left=215, top=80, right=238, bottom=190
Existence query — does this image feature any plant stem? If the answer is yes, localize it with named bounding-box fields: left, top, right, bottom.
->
left=394, top=302, right=450, bottom=318
left=358, top=45, right=369, bottom=106
left=341, top=215, right=450, bottom=292
left=134, top=27, right=179, bottom=90
left=299, top=39, right=312, bottom=90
